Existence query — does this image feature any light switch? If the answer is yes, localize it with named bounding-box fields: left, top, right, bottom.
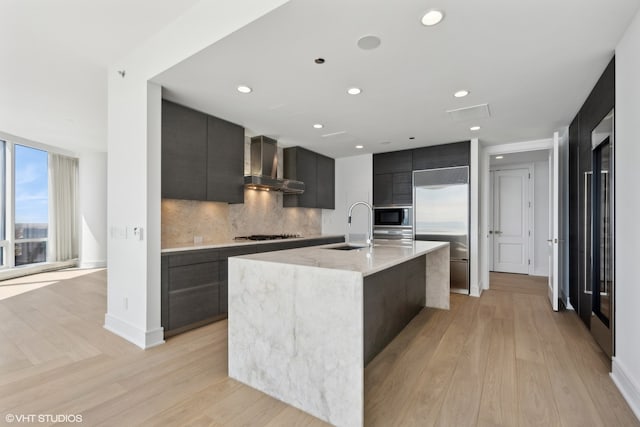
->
left=132, top=226, right=143, bottom=241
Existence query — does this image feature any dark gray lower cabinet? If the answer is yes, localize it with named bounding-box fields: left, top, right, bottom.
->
left=161, top=236, right=345, bottom=337
left=363, top=256, right=426, bottom=365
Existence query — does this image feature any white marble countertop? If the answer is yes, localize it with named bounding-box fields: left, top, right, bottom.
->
left=161, top=234, right=345, bottom=254
left=233, top=240, right=449, bottom=277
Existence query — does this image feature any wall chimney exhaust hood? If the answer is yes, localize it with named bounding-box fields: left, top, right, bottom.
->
left=244, top=136, right=305, bottom=194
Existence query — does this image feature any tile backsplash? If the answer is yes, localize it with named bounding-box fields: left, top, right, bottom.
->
left=161, top=190, right=322, bottom=248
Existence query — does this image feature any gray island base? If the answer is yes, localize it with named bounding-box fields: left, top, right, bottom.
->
left=228, top=241, right=450, bottom=427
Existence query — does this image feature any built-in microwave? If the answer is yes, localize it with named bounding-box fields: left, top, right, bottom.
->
left=373, top=206, right=413, bottom=227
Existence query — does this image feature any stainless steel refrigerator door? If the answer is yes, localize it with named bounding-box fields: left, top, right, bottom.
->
left=414, top=233, right=468, bottom=261
left=414, top=166, right=470, bottom=293
left=451, top=259, right=470, bottom=293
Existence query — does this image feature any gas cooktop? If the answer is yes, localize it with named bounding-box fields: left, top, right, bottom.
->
left=234, top=234, right=302, bottom=241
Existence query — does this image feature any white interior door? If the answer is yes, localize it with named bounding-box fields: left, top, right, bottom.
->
left=493, top=168, right=529, bottom=274
left=548, top=133, right=560, bottom=311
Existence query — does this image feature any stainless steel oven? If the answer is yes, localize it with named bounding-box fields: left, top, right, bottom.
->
left=374, top=206, right=413, bottom=246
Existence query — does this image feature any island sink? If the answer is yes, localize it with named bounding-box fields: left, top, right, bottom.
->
left=324, top=244, right=367, bottom=251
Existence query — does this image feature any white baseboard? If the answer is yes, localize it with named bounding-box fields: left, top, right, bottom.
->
left=0, top=260, right=78, bottom=282
left=611, top=357, right=640, bottom=422
left=104, top=313, right=165, bottom=349
left=79, top=260, right=106, bottom=269
left=470, top=281, right=482, bottom=297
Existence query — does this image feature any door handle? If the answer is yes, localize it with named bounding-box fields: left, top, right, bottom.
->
left=494, top=231, right=502, bottom=235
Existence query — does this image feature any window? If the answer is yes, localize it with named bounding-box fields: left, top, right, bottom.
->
left=14, top=145, right=49, bottom=266
left=0, top=140, right=77, bottom=271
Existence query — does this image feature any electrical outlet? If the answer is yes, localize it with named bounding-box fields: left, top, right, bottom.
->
left=194, top=235, right=203, bottom=244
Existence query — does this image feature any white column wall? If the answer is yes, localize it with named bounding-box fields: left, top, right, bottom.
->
left=612, top=8, right=640, bottom=420
left=470, top=138, right=481, bottom=297
left=104, top=0, right=291, bottom=349
left=79, top=151, right=107, bottom=268
left=322, top=154, right=372, bottom=243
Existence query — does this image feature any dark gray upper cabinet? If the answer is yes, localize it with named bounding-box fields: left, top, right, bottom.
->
left=206, top=116, right=244, bottom=203
left=412, top=141, right=470, bottom=171
left=283, top=147, right=335, bottom=209
left=392, top=172, right=413, bottom=205
left=316, top=153, right=335, bottom=209
left=162, top=100, right=244, bottom=203
left=161, top=100, right=208, bottom=200
left=373, top=174, right=393, bottom=206
left=373, top=142, right=470, bottom=206
left=373, top=150, right=413, bottom=174
left=373, top=149, right=413, bottom=206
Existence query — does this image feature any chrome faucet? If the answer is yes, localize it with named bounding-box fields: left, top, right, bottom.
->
left=347, top=201, right=373, bottom=247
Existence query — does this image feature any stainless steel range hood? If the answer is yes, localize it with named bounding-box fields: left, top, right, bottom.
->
left=244, top=136, right=305, bottom=194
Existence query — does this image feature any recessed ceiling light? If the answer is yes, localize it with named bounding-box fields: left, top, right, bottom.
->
left=355, top=145, right=364, bottom=149
left=381, top=141, right=392, bottom=145
left=313, top=124, right=324, bottom=129
left=409, top=136, right=415, bottom=140
left=470, top=126, right=481, bottom=131
left=357, top=35, right=382, bottom=50
left=454, top=90, right=469, bottom=98
left=237, top=85, right=252, bottom=94
left=495, top=155, right=504, bottom=160
left=314, top=58, right=325, bottom=64
left=421, top=10, right=444, bottom=26
left=347, top=87, right=362, bottom=95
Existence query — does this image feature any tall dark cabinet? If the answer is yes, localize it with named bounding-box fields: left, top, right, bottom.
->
left=568, top=57, right=615, bottom=328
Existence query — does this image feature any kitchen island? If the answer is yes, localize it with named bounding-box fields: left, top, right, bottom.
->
left=228, top=241, right=449, bottom=427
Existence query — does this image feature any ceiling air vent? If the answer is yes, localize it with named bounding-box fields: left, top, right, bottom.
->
left=446, top=103, right=491, bottom=122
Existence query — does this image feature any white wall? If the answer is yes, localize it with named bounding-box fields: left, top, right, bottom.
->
left=533, top=160, right=549, bottom=276
left=612, top=8, right=640, bottom=420
left=104, top=0, right=291, bottom=349
left=322, top=154, right=372, bottom=244
left=79, top=151, right=107, bottom=268
left=470, top=139, right=481, bottom=296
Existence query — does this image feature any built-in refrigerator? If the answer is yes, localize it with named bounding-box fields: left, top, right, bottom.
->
left=413, top=166, right=470, bottom=294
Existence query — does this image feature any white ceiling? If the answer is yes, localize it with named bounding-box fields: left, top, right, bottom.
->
left=1, top=0, right=638, bottom=158
left=0, top=0, right=200, bottom=153
left=154, top=0, right=640, bottom=158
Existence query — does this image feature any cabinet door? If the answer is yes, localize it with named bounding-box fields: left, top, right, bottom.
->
left=283, top=147, right=318, bottom=208
left=316, top=154, right=335, bottom=209
left=412, top=141, right=470, bottom=171
left=161, top=100, right=208, bottom=200
left=218, top=245, right=258, bottom=314
left=167, top=260, right=221, bottom=330
left=373, top=173, right=393, bottom=206
left=392, top=172, right=413, bottom=205
left=373, top=150, right=413, bottom=174
left=169, top=285, right=219, bottom=330
left=207, top=116, right=245, bottom=203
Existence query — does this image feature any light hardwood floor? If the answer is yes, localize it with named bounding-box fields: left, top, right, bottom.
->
left=0, top=269, right=637, bottom=426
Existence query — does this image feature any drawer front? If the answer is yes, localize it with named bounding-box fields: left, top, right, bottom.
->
left=168, top=262, right=220, bottom=292
left=168, top=284, right=219, bottom=330
left=168, top=249, right=219, bottom=267
left=219, top=245, right=258, bottom=259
